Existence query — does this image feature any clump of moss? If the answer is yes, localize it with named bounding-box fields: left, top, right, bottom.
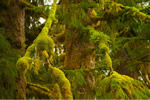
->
left=16, top=57, right=32, bottom=76
left=34, top=35, right=54, bottom=56
left=96, top=71, right=150, bottom=99
left=98, top=42, right=109, bottom=54
left=48, top=65, right=73, bottom=99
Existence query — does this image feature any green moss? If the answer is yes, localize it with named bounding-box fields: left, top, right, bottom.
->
left=98, top=42, right=109, bottom=53
left=0, top=58, right=18, bottom=99
left=0, top=28, right=11, bottom=53
left=41, top=50, right=49, bottom=60
left=96, top=71, right=150, bottom=99
left=34, top=35, right=54, bottom=56
left=48, top=65, right=73, bottom=99
left=88, top=26, right=110, bottom=45
left=16, top=57, right=32, bottom=76
left=32, top=57, right=41, bottom=75
left=24, top=44, right=36, bottom=57
left=104, top=53, right=112, bottom=68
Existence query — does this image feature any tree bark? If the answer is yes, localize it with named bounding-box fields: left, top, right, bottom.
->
left=3, top=0, right=25, bottom=49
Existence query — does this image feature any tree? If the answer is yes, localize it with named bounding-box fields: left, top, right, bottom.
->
left=0, top=0, right=150, bottom=99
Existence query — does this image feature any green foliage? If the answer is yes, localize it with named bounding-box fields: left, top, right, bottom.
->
left=96, top=71, right=150, bottom=99
left=63, top=69, right=86, bottom=90
left=88, top=26, right=110, bottom=46
left=0, top=58, right=18, bottom=99
left=0, top=27, right=19, bottom=99
left=63, top=69, right=86, bottom=99
left=97, top=42, right=109, bottom=53
left=0, top=28, right=11, bottom=53
left=29, top=5, right=51, bottom=17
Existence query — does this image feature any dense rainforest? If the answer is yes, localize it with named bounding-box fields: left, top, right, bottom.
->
left=0, top=0, right=150, bottom=99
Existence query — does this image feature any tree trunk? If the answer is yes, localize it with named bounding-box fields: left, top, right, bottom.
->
left=65, top=30, right=95, bottom=70
left=3, top=0, right=25, bottom=50
left=64, top=29, right=96, bottom=99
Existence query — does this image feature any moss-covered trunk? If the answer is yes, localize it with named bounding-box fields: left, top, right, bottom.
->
left=64, top=29, right=96, bottom=98
left=3, top=0, right=25, bottom=50
left=65, top=31, right=95, bottom=70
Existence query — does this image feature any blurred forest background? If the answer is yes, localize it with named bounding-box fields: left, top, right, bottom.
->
left=0, top=0, right=150, bottom=99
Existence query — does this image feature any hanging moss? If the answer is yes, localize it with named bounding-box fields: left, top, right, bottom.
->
left=98, top=42, right=109, bottom=54
left=32, top=57, right=41, bottom=75
left=88, top=26, right=110, bottom=46
left=16, top=57, right=32, bottom=76
left=96, top=71, right=150, bottom=99
left=48, top=65, right=73, bottom=99
left=103, top=53, right=112, bottom=68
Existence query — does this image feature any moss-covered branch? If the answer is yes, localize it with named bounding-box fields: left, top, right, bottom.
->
left=20, top=0, right=36, bottom=8
left=27, top=82, right=52, bottom=97
left=102, top=2, right=150, bottom=21
left=48, top=65, right=73, bottom=99
left=27, top=82, right=61, bottom=99
left=16, top=2, right=57, bottom=99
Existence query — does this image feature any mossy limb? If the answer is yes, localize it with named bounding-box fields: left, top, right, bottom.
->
left=48, top=65, right=73, bottom=99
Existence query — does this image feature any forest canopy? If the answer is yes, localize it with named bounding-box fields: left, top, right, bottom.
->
left=0, top=0, right=150, bottom=99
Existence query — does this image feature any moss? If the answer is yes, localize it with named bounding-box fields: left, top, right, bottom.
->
left=34, top=35, right=54, bottom=56
left=0, top=28, right=11, bottom=53
left=16, top=57, right=32, bottom=76
left=32, top=57, right=41, bottom=75
left=96, top=71, right=150, bottom=99
left=41, top=50, right=49, bottom=60
left=88, top=26, right=110, bottom=45
left=27, top=82, right=53, bottom=98
left=88, top=8, right=97, bottom=18
left=98, top=42, right=109, bottom=53
left=48, top=65, right=73, bottom=99
left=104, top=53, right=112, bottom=68
left=15, top=2, right=59, bottom=99
left=51, top=83, right=61, bottom=99
left=0, top=58, right=18, bottom=99
left=24, top=44, right=36, bottom=57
